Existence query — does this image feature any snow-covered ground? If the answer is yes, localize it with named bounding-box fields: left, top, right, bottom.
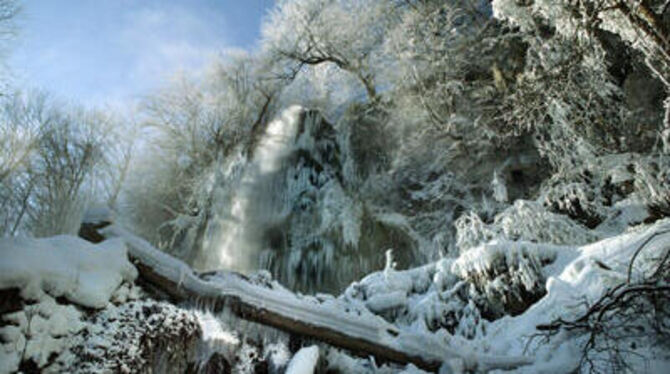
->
left=1, top=217, right=669, bottom=373
left=340, top=219, right=670, bottom=373
left=484, top=221, right=670, bottom=373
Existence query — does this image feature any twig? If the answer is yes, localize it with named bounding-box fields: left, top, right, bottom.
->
left=627, top=229, right=670, bottom=283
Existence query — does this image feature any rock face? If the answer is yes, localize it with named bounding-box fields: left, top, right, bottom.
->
left=0, top=282, right=205, bottom=374
left=69, top=300, right=202, bottom=374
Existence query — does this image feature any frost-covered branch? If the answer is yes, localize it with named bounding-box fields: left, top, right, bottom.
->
left=536, top=229, right=670, bottom=372
left=262, top=0, right=394, bottom=103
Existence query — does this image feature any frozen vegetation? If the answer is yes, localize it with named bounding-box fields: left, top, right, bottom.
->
left=1, top=214, right=668, bottom=372
left=2, top=0, right=670, bottom=373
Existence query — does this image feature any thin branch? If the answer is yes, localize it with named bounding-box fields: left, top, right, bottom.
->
left=627, top=229, right=670, bottom=283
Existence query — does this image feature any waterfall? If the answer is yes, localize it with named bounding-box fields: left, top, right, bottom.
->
left=193, top=106, right=426, bottom=293
left=200, top=106, right=303, bottom=273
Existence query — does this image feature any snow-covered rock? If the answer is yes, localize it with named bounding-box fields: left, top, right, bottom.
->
left=0, top=235, right=137, bottom=308
left=0, top=296, right=84, bottom=373
left=81, top=205, right=115, bottom=225
left=285, top=345, right=319, bottom=374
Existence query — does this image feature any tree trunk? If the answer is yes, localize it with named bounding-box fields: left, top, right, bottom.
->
left=84, top=223, right=533, bottom=373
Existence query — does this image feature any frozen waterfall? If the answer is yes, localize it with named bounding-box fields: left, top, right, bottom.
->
left=193, top=106, right=426, bottom=293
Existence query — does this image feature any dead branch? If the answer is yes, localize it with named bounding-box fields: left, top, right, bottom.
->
left=536, top=228, right=670, bottom=372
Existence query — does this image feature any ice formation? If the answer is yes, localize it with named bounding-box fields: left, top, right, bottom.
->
left=285, top=345, right=319, bottom=374
left=212, top=105, right=304, bottom=272
left=194, top=106, right=429, bottom=293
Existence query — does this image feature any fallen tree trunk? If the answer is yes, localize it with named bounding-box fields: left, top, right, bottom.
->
left=91, top=224, right=533, bottom=372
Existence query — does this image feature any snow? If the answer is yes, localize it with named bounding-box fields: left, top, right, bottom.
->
left=365, top=290, right=407, bottom=313
left=455, top=200, right=602, bottom=252
left=81, top=205, right=115, bottom=225
left=102, top=223, right=534, bottom=371
left=83, top=209, right=662, bottom=372
left=0, top=235, right=139, bottom=372
left=398, top=364, right=430, bottom=374
left=451, top=240, right=560, bottom=281
left=2, top=285, right=192, bottom=373
left=285, top=345, right=319, bottom=374
left=0, top=295, right=86, bottom=373
left=3, top=194, right=668, bottom=373
left=336, top=217, right=670, bottom=373
left=68, top=299, right=199, bottom=373
left=0, top=235, right=137, bottom=308
left=480, top=219, right=670, bottom=373
left=264, top=342, right=292, bottom=370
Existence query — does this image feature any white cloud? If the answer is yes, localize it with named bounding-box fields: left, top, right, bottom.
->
left=118, top=4, right=228, bottom=92
left=6, top=0, right=269, bottom=112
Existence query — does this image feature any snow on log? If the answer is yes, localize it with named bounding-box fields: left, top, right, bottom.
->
left=92, top=224, right=533, bottom=372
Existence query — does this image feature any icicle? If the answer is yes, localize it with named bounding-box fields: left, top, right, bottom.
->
left=492, top=170, right=508, bottom=203
left=384, top=249, right=397, bottom=281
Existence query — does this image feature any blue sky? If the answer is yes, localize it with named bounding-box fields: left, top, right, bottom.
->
left=8, top=0, right=273, bottom=109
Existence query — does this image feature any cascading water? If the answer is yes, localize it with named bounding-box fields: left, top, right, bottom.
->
left=212, top=105, right=304, bottom=273
left=194, top=106, right=429, bottom=293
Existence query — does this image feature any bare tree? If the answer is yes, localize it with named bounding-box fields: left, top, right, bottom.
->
left=383, top=1, right=497, bottom=139
left=262, top=0, right=399, bottom=103
left=0, top=91, right=49, bottom=183
left=124, top=54, right=282, bottom=259
left=0, top=91, right=118, bottom=236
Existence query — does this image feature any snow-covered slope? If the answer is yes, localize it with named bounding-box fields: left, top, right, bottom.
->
left=484, top=221, right=670, bottom=373
left=1, top=216, right=668, bottom=373
left=340, top=219, right=670, bottom=373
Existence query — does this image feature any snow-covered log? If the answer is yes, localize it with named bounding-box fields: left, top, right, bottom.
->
left=88, top=223, right=533, bottom=372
